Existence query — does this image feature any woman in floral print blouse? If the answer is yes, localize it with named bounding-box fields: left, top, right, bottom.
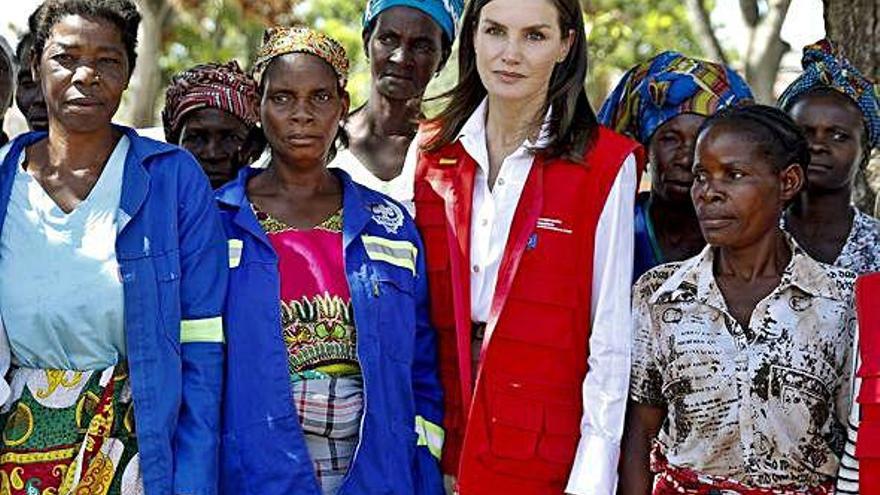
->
left=621, top=105, right=857, bottom=495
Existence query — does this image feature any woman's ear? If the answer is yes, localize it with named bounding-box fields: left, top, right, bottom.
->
left=362, top=29, right=372, bottom=60
left=30, top=57, right=40, bottom=86
left=340, top=90, right=351, bottom=121
left=779, top=163, right=805, bottom=204
left=557, top=29, right=575, bottom=63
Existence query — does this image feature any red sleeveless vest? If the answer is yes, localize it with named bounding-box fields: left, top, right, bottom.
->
left=414, top=127, right=642, bottom=494
left=856, top=273, right=880, bottom=494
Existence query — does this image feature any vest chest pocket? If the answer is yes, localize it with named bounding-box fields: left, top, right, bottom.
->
left=479, top=386, right=581, bottom=482
left=519, top=219, right=582, bottom=274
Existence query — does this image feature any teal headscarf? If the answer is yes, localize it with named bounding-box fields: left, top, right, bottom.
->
left=363, top=0, right=464, bottom=44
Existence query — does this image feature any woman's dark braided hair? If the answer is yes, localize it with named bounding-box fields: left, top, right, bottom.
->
left=698, top=104, right=811, bottom=177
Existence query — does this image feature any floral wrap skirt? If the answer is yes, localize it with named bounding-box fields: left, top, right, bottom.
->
left=0, top=363, right=142, bottom=495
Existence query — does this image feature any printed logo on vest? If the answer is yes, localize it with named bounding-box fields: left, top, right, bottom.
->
left=536, top=217, right=572, bottom=234
left=371, top=199, right=405, bottom=234
left=526, top=232, right=538, bottom=250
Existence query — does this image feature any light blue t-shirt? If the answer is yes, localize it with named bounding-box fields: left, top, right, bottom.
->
left=0, top=136, right=129, bottom=370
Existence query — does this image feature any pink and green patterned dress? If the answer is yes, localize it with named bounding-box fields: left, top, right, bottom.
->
left=255, top=205, right=363, bottom=495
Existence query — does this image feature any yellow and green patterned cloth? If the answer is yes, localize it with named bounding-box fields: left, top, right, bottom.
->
left=0, top=364, right=141, bottom=495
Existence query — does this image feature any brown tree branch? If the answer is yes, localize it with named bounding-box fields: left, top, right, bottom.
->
left=684, top=0, right=728, bottom=64
left=744, top=0, right=792, bottom=103
left=739, top=0, right=760, bottom=27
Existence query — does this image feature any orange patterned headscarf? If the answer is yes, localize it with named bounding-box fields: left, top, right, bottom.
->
left=252, top=26, right=350, bottom=89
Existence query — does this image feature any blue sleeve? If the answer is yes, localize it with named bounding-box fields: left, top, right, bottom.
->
left=173, top=159, right=228, bottom=495
left=410, top=228, right=445, bottom=495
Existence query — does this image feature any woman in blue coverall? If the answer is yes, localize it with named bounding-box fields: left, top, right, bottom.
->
left=0, top=0, right=228, bottom=493
left=216, top=26, right=444, bottom=495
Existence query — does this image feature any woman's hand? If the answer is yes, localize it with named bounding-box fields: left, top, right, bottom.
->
left=618, top=401, right=666, bottom=495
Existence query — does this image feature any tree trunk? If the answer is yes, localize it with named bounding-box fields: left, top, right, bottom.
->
left=742, top=0, right=792, bottom=103
left=125, top=0, right=174, bottom=128
left=823, top=0, right=879, bottom=79
left=684, top=0, right=728, bottom=65
left=823, top=0, right=879, bottom=214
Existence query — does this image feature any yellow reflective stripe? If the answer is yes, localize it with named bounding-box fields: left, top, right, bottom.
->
left=228, top=239, right=243, bottom=268
left=414, top=415, right=444, bottom=460
left=181, top=317, right=224, bottom=343
left=361, top=235, right=418, bottom=274
left=367, top=251, right=416, bottom=274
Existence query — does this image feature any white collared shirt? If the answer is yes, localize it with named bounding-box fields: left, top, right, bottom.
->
left=460, top=98, right=551, bottom=323
left=419, top=97, right=636, bottom=494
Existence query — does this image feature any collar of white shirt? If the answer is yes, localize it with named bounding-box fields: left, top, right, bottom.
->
left=457, top=97, right=554, bottom=174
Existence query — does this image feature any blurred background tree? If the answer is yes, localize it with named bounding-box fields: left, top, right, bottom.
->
left=126, top=0, right=293, bottom=126
left=125, top=0, right=817, bottom=128
left=2, top=0, right=830, bottom=134
left=13, top=0, right=878, bottom=210
left=126, top=0, right=713, bottom=126
left=582, top=0, right=705, bottom=107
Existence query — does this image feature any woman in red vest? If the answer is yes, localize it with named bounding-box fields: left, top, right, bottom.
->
left=408, top=0, right=644, bottom=493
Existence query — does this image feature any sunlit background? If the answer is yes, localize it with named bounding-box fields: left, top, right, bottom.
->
left=1, top=0, right=824, bottom=137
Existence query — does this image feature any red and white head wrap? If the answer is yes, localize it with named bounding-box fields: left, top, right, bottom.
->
left=162, top=60, right=260, bottom=144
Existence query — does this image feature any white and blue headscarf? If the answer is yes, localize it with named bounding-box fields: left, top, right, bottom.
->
left=363, top=0, right=464, bottom=44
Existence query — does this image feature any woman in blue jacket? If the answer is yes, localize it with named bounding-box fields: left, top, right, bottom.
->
left=0, top=1, right=227, bottom=494
left=217, top=27, right=444, bottom=495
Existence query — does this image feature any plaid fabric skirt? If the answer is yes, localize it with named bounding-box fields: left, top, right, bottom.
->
left=293, top=375, right=364, bottom=495
left=651, top=446, right=833, bottom=495
left=0, top=364, right=142, bottom=495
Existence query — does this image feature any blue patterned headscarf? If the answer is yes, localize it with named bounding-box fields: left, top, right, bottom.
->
left=363, top=0, right=464, bottom=44
left=598, top=51, right=754, bottom=145
left=778, top=39, right=879, bottom=149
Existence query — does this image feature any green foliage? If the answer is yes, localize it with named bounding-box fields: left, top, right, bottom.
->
left=160, top=1, right=266, bottom=89
left=299, top=0, right=372, bottom=106
left=155, top=0, right=707, bottom=116
left=584, top=0, right=706, bottom=106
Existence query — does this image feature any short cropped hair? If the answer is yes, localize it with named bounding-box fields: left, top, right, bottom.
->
left=32, top=0, right=141, bottom=75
